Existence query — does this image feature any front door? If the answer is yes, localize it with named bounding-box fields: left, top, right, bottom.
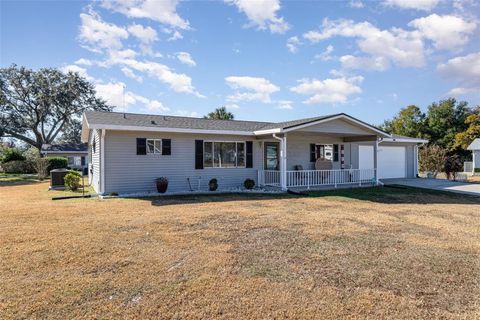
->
left=264, top=142, right=279, bottom=170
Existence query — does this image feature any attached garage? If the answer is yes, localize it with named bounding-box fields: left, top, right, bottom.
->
left=378, top=146, right=406, bottom=179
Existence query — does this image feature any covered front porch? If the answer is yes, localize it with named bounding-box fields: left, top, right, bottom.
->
left=253, top=114, right=389, bottom=191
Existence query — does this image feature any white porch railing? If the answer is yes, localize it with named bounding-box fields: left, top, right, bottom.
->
left=258, top=169, right=377, bottom=189
left=258, top=170, right=281, bottom=187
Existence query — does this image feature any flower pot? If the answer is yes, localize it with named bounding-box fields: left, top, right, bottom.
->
left=156, top=177, right=168, bottom=193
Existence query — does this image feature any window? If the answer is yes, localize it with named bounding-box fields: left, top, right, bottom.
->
left=68, top=156, right=82, bottom=166
left=147, top=139, right=162, bottom=154
left=315, top=144, right=333, bottom=161
left=204, top=141, right=245, bottom=168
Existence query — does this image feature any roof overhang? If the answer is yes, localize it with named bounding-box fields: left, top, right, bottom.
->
left=380, top=137, right=428, bottom=144
left=253, top=114, right=391, bottom=138
left=81, top=114, right=90, bottom=143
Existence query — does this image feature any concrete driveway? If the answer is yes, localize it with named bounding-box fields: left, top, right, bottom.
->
left=382, top=178, right=480, bottom=197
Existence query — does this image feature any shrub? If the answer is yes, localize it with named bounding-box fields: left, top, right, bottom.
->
left=64, top=171, right=81, bottom=191
left=208, top=178, right=218, bottom=191
left=34, top=158, right=50, bottom=180
left=475, top=168, right=480, bottom=173
left=1, top=148, right=25, bottom=163
left=244, top=178, right=255, bottom=189
left=1, top=160, right=35, bottom=173
left=45, top=157, right=67, bottom=172
left=418, top=145, right=446, bottom=177
left=444, top=156, right=463, bottom=180
left=23, top=147, right=40, bottom=163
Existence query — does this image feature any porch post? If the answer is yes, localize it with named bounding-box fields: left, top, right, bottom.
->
left=280, top=134, right=288, bottom=191
left=272, top=133, right=288, bottom=191
left=374, top=138, right=379, bottom=185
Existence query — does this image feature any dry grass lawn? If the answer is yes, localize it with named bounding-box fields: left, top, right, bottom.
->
left=1, top=181, right=480, bottom=319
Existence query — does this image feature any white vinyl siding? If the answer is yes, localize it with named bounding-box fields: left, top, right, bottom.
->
left=103, top=131, right=262, bottom=194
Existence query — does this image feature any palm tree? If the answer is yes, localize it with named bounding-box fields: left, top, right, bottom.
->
left=204, top=106, right=234, bottom=120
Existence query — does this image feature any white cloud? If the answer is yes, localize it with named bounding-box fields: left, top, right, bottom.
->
left=339, top=55, right=389, bottom=71
left=226, top=0, right=289, bottom=34
left=437, top=52, right=480, bottom=96
left=314, top=45, right=334, bottom=61
left=408, top=14, right=476, bottom=50
left=290, top=76, right=363, bottom=104
left=176, top=52, right=196, bottom=67
left=225, top=76, right=280, bottom=103
left=112, top=58, right=203, bottom=97
left=121, top=67, right=143, bottom=82
left=61, top=64, right=94, bottom=81
left=79, top=10, right=128, bottom=53
left=277, top=100, right=293, bottom=109
left=127, top=23, right=158, bottom=44
left=74, top=58, right=93, bottom=66
left=303, top=19, right=425, bottom=69
left=225, top=103, right=240, bottom=109
left=95, top=81, right=169, bottom=112
left=101, top=0, right=190, bottom=30
left=383, top=0, right=440, bottom=11
left=349, top=0, right=364, bottom=8
left=162, top=28, right=184, bottom=41
left=175, top=110, right=201, bottom=117
left=287, top=36, right=301, bottom=53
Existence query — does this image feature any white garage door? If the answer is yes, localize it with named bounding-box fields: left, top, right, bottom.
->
left=378, top=146, right=406, bottom=179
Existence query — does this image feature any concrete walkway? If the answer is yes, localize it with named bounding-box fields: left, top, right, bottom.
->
left=382, top=178, right=480, bottom=197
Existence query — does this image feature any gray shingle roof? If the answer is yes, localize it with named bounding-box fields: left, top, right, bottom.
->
left=83, top=111, right=389, bottom=135
left=467, top=138, right=480, bottom=150
left=84, top=111, right=271, bottom=132
left=42, top=143, right=88, bottom=153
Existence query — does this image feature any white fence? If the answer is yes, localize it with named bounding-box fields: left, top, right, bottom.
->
left=258, top=169, right=377, bottom=189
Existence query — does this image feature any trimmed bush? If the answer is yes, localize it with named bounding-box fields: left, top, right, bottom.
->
left=64, top=171, right=81, bottom=191
left=1, top=148, right=25, bottom=163
left=475, top=168, right=480, bottom=173
left=1, top=160, right=35, bottom=173
left=45, top=157, right=68, bottom=172
left=244, top=178, right=255, bottom=189
left=208, top=178, right=218, bottom=191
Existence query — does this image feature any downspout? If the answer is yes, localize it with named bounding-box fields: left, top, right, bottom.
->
left=273, top=133, right=287, bottom=191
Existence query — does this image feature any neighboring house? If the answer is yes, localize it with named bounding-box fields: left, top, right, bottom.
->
left=81, top=111, right=427, bottom=195
left=467, top=138, right=480, bottom=175
left=41, top=143, right=88, bottom=170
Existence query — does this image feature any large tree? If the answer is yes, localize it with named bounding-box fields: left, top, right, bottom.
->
left=424, top=98, right=470, bottom=150
left=204, top=106, right=234, bottom=120
left=380, top=105, right=425, bottom=138
left=0, top=65, right=111, bottom=151
left=57, top=119, right=82, bottom=144
left=452, top=106, right=480, bottom=151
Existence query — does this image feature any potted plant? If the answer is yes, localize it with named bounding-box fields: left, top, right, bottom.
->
left=208, top=178, right=218, bottom=191
left=156, top=177, right=168, bottom=193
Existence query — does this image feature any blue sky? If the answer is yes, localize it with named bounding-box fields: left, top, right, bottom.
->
left=1, top=0, right=479, bottom=124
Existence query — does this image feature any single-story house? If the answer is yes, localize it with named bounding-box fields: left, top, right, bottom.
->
left=467, top=138, right=480, bottom=174
left=41, top=143, right=88, bottom=170
left=81, top=111, right=427, bottom=195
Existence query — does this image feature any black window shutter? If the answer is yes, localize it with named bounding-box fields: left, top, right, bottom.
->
left=333, top=144, right=339, bottom=162
left=195, top=140, right=203, bottom=169
left=136, top=138, right=147, bottom=155
left=81, top=156, right=86, bottom=166
left=246, top=141, right=253, bottom=168
left=162, top=139, right=171, bottom=155
left=310, top=144, right=316, bottom=162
